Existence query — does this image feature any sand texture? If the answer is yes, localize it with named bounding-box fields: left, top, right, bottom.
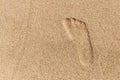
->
left=0, top=0, right=120, bottom=80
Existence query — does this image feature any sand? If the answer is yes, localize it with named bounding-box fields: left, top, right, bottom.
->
left=0, top=0, right=120, bottom=80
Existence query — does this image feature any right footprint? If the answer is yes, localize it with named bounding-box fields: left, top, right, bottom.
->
left=62, top=18, right=94, bottom=66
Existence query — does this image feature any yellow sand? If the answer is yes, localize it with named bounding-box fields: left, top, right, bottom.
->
left=0, top=0, right=120, bottom=80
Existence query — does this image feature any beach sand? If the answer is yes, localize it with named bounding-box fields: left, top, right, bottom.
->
left=0, top=0, right=120, bottom=80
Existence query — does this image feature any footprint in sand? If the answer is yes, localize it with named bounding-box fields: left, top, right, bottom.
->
left=62, top=18, right=94, bottom=66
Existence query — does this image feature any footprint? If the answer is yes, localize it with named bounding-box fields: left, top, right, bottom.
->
left=62, top=18, right=94, bottom=66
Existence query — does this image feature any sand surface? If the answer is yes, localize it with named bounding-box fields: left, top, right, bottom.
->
left=0, top=0, right=120, bottom=80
